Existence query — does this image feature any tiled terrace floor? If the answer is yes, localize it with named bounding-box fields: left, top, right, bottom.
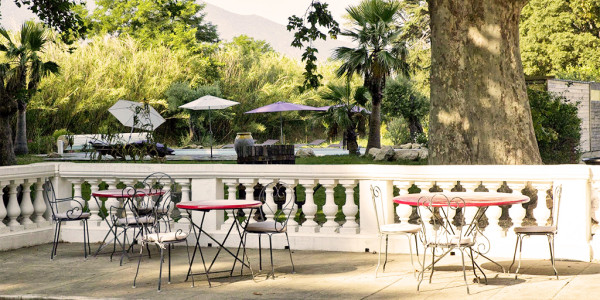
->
left=1, top=243, right=599, bottom=299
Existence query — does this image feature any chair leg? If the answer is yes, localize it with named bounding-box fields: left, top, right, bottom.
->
left=417, top=245, right=428, bottom=292
left=429, top=246, right=436, bottom=284
left=158, top=247, right=164, bottom=292
left=509, top=233, right=520, bottom=273
left=185, top=240, right=195, bottom=287
left=548, top=234, right=558, bottom=279
left=383, top=235, right=389, bottom=272
left=86, top=219, right=91, bottom=256
left=268, top=234, right=274, bottom=279
left=459, top=249, right=470, bottom=294
left=83, top=220, right=88, bottom=259
left=51, top=221, right=60, bottom=260
left=133, top=242, right=144, bottom=288
left=375, top=234, right=383, bottom=277
left=515, top=234, right=525, bottom=279
left=258, top=234, right=263, bottom=271
left=284, top=232, right=295, bottom=273
left=406, top=234, right=417, bottom=278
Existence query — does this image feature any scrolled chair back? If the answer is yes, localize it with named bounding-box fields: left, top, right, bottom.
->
left=141, top=172, right=175, bottom=223
left=44, top=179, right=85, bottom=220
left=258, top=181, right=295, bottom=232
left=416, top=193, right=470, bottom=246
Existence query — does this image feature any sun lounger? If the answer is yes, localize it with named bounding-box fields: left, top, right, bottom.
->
left=295, top=139, right=326, bottom=148
left=255, top=139, right=279, bottom=146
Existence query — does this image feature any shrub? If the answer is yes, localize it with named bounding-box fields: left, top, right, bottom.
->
left=384, top=117, right=411, bottom=145
left=528, top=88, right=581, bottom=164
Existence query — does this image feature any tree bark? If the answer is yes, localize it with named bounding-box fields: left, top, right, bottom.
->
left=428, top=0, right=541, bottom=164
left=14, top=102, right=28, bottom=155
left=366, top=75, right=383, bottom=152
left=0, top=113, right=17, bottom=166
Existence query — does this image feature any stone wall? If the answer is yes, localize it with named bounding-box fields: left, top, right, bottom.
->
left=547, top=79, right=591, bottom=152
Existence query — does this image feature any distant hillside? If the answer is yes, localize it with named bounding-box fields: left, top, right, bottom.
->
left=203, top=3, right=351, bottom=61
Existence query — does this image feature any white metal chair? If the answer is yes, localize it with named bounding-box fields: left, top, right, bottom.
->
left=45, top=179, right=91, bottom=260
left=509, top=185, right=562, bottom=279
left=243, top=181, right=296, bottom=279
left=370, top=186, right=421, bottom=277
left=416, top=194, right=483, bottom=294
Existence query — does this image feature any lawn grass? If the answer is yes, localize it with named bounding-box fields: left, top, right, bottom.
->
left=16, top=155, right=45, bottom=165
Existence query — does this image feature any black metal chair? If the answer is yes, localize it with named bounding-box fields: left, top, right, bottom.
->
left=243, top=181, right=296, bottom=279
left=370, top=186, right=421, bottom=277
left=416, top=194, right=483, bottom=294
left=44, top=179, right=91, bottom=260
left=142, top=172, right=174, bottom=232
left=509, top=185, right=562, bottom=279
left=130, top=183, right=193, bottom=292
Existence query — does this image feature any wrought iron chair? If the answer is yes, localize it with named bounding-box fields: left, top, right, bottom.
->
left=416, top=194, right=483, bottom=294
left=370, top=186, right=421, bottom=277
left=129, top=184, right=194, bottom=292
left=141, top=172, right=175, bottom=232
left=44, top=179, right=91, bottom=260
left=243, top=181, right=295, bottom=279
left=509, top=185, right=562, bottom=279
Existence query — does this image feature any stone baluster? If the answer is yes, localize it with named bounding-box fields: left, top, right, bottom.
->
left=221, top=179, right=238, bottom=229
left=460, top=182, right=479, bottom=228
left=281, top=179, right=299, bottom=232
left=320, top=180, right=339, bottom=234
left=86, top=179, right=101, bottom=221
left=33, top=178, right=48, bottom=224
left=393, top=181, right=413, bottom=225
left=70, top=179, right=84, bottom=211
left=260, top=179, right=277, bottom=222
left=103, top=178, right=120, bottom=217
left=0, top=181, right=8, bottom=233
left=437, top=181, right=456, bottom=193
left=120, top=178, right=135, bottom=217
left=532, top=183, right=552, bottom=226
left=415, top=181, right=435, bottom=232
left=298, top=180, right=318, bottom=233
left=19, top=180, right=35, bottom=229
left=7, top=181, right=23, bottom=231
left=339, top=180, right=358, bottom=234
left=176, top=179, right=191, bottom=224
left=240, top=178, right=257, bottom=225
left=508, top=182, right=527, bottom=228
left=482, top=181, right=504, bottom=236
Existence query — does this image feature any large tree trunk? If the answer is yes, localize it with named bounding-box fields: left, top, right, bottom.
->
left=0, top=113, right=17, bottom=165
left=14, top=103, right=28, bottom=155
left=428, top=0, right=542, bottom=164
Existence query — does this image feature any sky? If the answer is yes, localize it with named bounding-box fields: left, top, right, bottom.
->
left=1, top=0, right=360, bottom=31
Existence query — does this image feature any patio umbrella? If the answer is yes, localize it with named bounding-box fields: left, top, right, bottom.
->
left=108, top=100, right=165, bottom=141
left=179, top=95, right=240, bottom=158
left=245, top=101, right=321, bottom=144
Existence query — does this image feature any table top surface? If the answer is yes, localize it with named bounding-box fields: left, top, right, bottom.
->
left=92, top=188, right=165, bottom=198
left=176, top=200, right=262, bottom=210
left=393, top=192, right=530, bottom=207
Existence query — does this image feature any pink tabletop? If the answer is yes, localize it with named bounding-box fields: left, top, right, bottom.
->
left=393, top=192, right=529, bottom=207
left=92, top=188, right=165, bottom=198
left=177, top=200, right=262, bottom=211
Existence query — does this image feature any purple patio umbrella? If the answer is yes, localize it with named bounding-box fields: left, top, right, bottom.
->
left=245, top=101, right=321, bottom=143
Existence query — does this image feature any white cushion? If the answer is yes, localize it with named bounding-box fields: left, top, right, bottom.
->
left=246, top=221, right=286, bottom=233
left=55, top=212, right=90, bottom=220
left=380, top=223, right=421, bottom=234
left=144, top=231, right=189, bottom=243
left=116, top=215, right=154, bottom=225
left=514, top=226, right=556, bottom=234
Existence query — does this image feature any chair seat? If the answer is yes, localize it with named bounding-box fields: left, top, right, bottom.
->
left=514, top=225, right=557, bottom=234
left=116, top=215, right=155, bottom=225
left=246, top=221, right=286, bottom=233
left=429, top=236, right=474, bottom=247
left=55, top=212, right=91, bottom=220
left=380, top=223, right=421, bottom=234
left=144, top=231, right=189, bottom=243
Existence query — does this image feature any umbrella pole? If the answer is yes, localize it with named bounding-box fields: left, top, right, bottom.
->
left=280, top=111, right=283, bottom=144
left=209, top=109, right=213, bottom=159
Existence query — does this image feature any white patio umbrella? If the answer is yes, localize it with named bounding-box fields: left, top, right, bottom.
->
left=179, top=95, right=240, bottom=158
left=108, top=100, right=165, bottom=141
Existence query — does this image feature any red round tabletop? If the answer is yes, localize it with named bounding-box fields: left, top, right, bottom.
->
left=92, top=188, right=165, bottom=198
left=176, top=200, right=262, bottom=211
left=393, top=192, right=530, bottom=207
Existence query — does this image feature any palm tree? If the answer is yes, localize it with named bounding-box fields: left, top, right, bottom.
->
left=333, top=0, right=408, bottom=152
left=319, top=81, right=369, bottom=155
left=0, top=21, right=59, bottom=156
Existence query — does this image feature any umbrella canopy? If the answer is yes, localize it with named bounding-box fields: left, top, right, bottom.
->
left=317, top=104, right=371, bottom=114
left=179, top=95, right=240, bottom=158
left=245, top=101, right=321, bottom=143
left=109, top=100, right=165, bottom=130
left=179, top=95, right=239, bottom=110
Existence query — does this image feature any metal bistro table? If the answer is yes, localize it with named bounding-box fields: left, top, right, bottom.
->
left=393, top=192, right=530, bottom=279
left=92, top=187, right=165, bottom=263
left=176, top=200, right=262, bottom=286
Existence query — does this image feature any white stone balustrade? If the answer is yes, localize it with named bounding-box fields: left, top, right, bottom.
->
left=532, top=183, right=552, bottom=226
left=0, top=162, right=596, bottom=262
